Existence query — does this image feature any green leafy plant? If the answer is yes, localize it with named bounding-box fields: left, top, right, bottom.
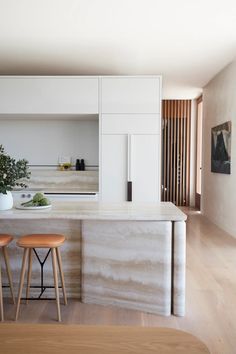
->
left=0, top=144, right=31, bottom=194
left=21, top=192, right=50, bottom=207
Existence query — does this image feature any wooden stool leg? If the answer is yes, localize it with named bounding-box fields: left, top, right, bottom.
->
left=51, top=248, right=61, bottom=322
left=2, top=246, right=15, bottom=305
left=15, top=248, right=29, bottom=321
left=0, top=253, right=4, bottom=321
left=26, top=248, right=32, bottom=304
left=56, top=248, right=67, bottom=305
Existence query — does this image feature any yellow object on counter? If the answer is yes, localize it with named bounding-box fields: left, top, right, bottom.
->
left=59, top=163, right=72, bottom=171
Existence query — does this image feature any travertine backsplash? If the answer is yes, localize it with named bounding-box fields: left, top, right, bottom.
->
left=17, top=170, right=99, bottom=193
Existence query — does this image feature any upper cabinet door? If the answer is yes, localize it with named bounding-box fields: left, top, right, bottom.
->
left=101, top=77, right=161, bottom=114
left=101, top=114, right=160, bottom=135
left=0, top=77, right=99, bottom=114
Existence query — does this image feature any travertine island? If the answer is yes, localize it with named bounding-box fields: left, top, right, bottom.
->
left=0, top=202, right=187, bottom=316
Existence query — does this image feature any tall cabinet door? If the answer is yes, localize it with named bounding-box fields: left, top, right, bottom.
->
left=101, top=134, right=160, bottom=202
left=101, top=135, right=127, bottom=202
left=131, top=135, right=160, bottom=202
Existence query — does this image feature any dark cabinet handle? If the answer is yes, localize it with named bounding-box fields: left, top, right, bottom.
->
left=127, top=181, right=132, bottom=202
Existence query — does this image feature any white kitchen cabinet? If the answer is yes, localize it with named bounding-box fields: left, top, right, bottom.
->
left=101, top=114, right=160, bottom=135
left=0, top=77, right=99, bottom=114
left=0, top=75, right=162, bottom=203
left=101, top=134, right=160, bottom=202
left=101, top=77, right=161, bottom=114
left=100, top=76, right=161, bottom=202
left=101, top=135, right=127, bottom=202
left=131, top=135, right=160, bottom=202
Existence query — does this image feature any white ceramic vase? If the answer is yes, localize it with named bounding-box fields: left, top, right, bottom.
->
left=0, top=191, right=13, bottom=211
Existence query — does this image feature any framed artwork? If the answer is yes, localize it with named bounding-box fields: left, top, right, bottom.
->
left=211, top=121, right=231, bottom=174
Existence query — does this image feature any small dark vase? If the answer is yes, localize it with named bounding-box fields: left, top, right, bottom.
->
left=75, top=159, right=81, bottom=171
left=81, top=159, right=85, bottom=171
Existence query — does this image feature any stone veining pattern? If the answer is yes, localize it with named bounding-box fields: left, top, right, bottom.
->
left=82, top=220, right=172, bottom=315
left=18, top=169, right=99, bottom=193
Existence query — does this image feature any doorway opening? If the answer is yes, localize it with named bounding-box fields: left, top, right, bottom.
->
left=195, top=96, right=203, bottom=210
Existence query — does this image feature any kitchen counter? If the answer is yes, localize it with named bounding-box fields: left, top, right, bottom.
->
left=0, top=201, right=186, bottom=221
left=0, top=201, right=186, bottom=317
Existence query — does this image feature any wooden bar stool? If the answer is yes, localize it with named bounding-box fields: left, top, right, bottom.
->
left=0, top=234, right=15, bottom=321
left=15, top=234, right=67, bottom=322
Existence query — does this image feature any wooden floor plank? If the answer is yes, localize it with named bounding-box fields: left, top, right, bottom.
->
left=0, top=324, right=210, bottom=354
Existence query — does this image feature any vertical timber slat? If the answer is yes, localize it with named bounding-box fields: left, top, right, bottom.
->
left=173, top=100, right=176, bottom=204
left=170, top=103, right=173, bottom=202
left=163, top=103, right=167, bottom=201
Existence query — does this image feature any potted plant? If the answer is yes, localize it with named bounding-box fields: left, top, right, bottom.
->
left=0, top=145, right=30, bottom=210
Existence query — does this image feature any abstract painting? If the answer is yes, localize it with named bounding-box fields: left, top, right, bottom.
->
left=211, top=121, right=231, bottom=174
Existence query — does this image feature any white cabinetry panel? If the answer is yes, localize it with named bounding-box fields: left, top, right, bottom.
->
left=131, top=135, right=160, bottom=202
left=0, top=77, right=99, bottom=114
left=101, top=77, right=160, bottom=114
left=101, top=135, right=127, bottom=202
left=101, top=114, right=160, bottom=135
left=101, top=134, right=160, bottom=202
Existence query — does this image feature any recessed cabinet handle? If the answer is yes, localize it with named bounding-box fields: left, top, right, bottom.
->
left=127, top=181, right=132, bottom=202
left=127, top=134, right=133, bottom=202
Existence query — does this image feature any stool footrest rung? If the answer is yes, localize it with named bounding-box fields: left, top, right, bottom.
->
left=21, top=297, right=60, bottom=301
left=25, top=285, right=63, bottom=300
left=29, top=285, right=62, bottom=288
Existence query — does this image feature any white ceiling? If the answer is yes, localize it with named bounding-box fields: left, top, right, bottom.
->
left=0, top=0, right=236, bottom=98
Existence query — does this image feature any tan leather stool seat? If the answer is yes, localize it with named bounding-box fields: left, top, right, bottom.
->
left=0, top=235, right=13, bottom=247
left=17, top=234, right=65, bottom=248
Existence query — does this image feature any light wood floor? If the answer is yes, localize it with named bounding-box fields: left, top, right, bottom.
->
left=2, top=209, right=236, bottom=354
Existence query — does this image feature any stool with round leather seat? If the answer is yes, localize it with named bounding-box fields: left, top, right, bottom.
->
left=15, top=234, right=67, bottom=322
left=0, top=234, right=15, bottom=321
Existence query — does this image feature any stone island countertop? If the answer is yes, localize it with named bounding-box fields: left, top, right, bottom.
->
left=0, top=201, right=187, bottom=221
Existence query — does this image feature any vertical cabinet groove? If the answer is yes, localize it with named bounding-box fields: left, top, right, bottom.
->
left=162, top=100, right=191, bottom=206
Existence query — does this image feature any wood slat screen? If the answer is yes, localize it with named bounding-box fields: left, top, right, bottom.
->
left=162, top=100, right=191, bottom=206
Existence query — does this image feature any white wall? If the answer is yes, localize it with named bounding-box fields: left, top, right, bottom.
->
left=202, top=60, right=236, bottom=237
left=0, top=117, right=99, bottom=166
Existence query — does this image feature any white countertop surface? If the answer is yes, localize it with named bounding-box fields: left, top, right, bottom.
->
left=0, top=202, right=187, bottom=221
